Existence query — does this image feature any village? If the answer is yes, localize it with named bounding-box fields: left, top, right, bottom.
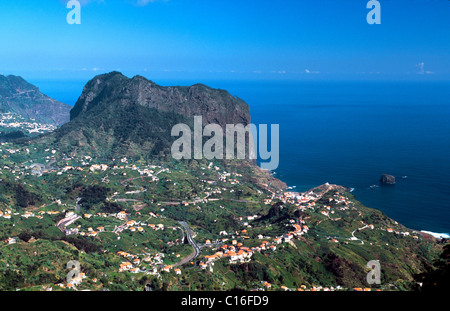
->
left=0, top=144, right=425, bottom=291
left=0, top=112, right=57, bottom=135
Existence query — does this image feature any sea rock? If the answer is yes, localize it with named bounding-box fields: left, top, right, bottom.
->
left=380, top=174, right=396, bottom=185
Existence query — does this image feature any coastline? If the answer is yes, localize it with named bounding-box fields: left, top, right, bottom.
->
left=420, top=231, right=450, bottom=240
left=284, top=182, right=449, bottom=241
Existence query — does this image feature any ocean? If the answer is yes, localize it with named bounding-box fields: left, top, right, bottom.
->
left=33, top=78, right=450, bottom=236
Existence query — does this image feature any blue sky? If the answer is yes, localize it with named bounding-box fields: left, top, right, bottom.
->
left=0, top=0, right=449, bottom=81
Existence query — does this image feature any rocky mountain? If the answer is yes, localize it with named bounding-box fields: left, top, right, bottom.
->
left=70, top=71, right=250, bottom=128
left=0, top=74, right=71, bottom=126
left=39, top=72, right=253, bottom=160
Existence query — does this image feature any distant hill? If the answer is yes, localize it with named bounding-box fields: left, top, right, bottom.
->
left=39, top=71, right=252, bottom=160
left=0, top=74, right=71, bottom=126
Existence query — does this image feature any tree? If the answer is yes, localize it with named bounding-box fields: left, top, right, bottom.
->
left=415, top=244, right=450, bottom=291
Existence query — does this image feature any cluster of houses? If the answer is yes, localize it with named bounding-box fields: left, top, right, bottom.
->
left=112, top=214, right=167, bottom=235
left=24, top=151, right=166, bottom=184
left=288, top=220, right=310, bottom=237
left=5, top=237, right=17, bottom=244
left=1, top=209, right=61, bottom=221
left=0, top=112, right=57, bottom=134
left=118, top=251, right=143, bottom=273
left=63, top=211, right=168, bottom=237
left=192, top=189, right=319, bottom=269
left=193, top=185, right=420, bottom=280
left=385, top=227, right=419, bottom=239
left=55, top=272, right=88, bottom=289
left=64, top=225, right=105, bottom=237
left=117, top=250, right=166, bottom=274
left=257, top=282, right=349, bottom=292
left=202, top=241, right=254, bottom=267
left=218, top=171, right=242, bottom=185
left=257, top=282, right=382, bottom=291
left=22, top=210, right=60, bottom=219
left=89, top=164, right=108, bottom=172
left=198, top=220, right=311, bottom=268
left=160, top=265, right=182, bottom=274
left=0, top=210, right=12, bottom=219
left=326, top=191, right=420, bottom=242
left=279, top=191, right=318, bottom=206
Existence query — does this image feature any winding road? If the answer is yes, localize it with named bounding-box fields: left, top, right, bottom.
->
left=173, top=221, right=202, bottom=267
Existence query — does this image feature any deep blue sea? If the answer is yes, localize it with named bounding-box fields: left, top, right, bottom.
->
left=33, top=78, right=450, bottom=236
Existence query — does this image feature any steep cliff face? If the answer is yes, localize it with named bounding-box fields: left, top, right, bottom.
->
left=70, top=71, right=250, bottom=128
left=0, top=74, right=71, bottom=125
left=40, top=72, right=253, bottom=159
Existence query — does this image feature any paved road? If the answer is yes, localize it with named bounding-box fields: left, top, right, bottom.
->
left=120, top=168, right=166, bottom=186
left=56, top=214, right=81, bottom=233
left=174, top=221, right=201, bottom=267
